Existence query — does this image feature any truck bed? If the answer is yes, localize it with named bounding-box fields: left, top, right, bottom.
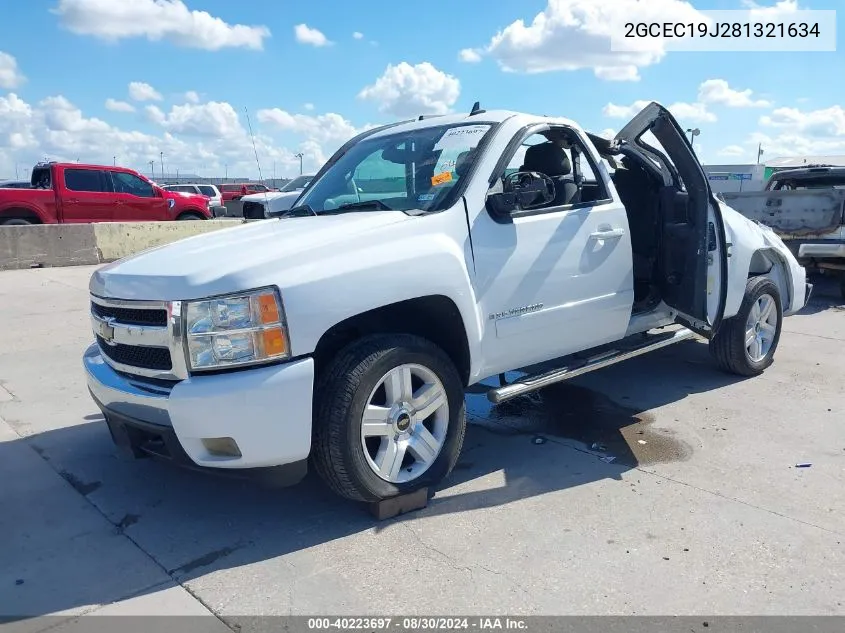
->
left=719, top=189, right=845, bottom=239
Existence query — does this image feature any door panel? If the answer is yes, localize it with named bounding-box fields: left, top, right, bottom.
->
left=109, top=171, right=168, bottom=221
left=615, top=102, right=728, bottom=330
left=470, top=200, right=634, bottom=377
left=60, top=168, right=114, bottom=222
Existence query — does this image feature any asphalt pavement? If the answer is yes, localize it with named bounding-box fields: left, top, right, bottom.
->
left=1, top=266, right=843, bottom=631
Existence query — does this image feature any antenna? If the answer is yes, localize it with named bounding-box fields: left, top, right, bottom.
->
left=244, top=106, right=270, bottom=215
left=469, top=101, right=485, bottom=116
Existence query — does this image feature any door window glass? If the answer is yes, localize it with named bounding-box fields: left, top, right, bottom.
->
left=112, top=172, right=155, bottom=197
left=65, top=169, right=107, bottom=192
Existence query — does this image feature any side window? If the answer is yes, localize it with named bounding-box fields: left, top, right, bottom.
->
left=568, top=132, right=611, bottom=203
left=112, top=172, right=155, bottom=197
left=65, top=169, right=107, bottom=192
left=198, top=186, right=216, bottom=197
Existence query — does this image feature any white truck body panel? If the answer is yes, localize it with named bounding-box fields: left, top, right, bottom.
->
left=83, top=104, right=809, bottom=479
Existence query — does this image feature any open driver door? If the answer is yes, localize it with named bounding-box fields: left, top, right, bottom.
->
left=614, top=102, right=729, bottom=336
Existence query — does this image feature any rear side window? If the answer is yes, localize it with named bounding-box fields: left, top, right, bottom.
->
left=65, top=169, right=108, bottom=192
left=171, top=185, right=195, bottom=193
left=198, top=186, right=216, bottom=197
left=221, top=184, right=238, bottom=192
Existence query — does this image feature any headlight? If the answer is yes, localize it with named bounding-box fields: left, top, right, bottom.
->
left=185, top=288, right=290, bottom=371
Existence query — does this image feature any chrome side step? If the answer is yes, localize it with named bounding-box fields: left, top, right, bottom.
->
left=487, top=328, right=697, bottom=404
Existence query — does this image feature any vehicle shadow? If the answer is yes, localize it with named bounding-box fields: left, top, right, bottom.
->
left=3, top=338, right=748, bottom=620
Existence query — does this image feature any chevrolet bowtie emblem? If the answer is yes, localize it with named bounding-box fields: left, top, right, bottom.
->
left=96, top=318, right=116, bottom=345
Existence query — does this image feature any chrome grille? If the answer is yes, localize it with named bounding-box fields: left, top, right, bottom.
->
left=91, top=302, right=168, bottom=327
left=96, top=335, right=172, bottom=371
left=90, top=294, right=189, bottom=381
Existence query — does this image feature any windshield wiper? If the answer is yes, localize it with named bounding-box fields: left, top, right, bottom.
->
left=271, top=204, right=317, bottom=218
left=335, top=200, right=393, bottom=212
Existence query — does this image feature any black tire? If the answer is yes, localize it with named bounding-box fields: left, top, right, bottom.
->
left=709, top=276, right=783, bottom=377
left=312, top=333, right=466, bottom=502
left=1, top=218, right=32, bottom=226
left=839, top=277, right=845, bottom=302
left=177, top=213, right=205, bottom=221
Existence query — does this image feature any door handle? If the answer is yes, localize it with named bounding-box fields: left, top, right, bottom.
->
left=67, top=198, right=80, bottom=204
left=590, top=227, right=625, bottom=240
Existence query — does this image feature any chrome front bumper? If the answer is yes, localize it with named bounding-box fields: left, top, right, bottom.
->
left=84, top=343, right=172, bottom=427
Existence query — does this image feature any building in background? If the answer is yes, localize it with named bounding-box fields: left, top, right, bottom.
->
left=702, top=164, right=766, bottom=194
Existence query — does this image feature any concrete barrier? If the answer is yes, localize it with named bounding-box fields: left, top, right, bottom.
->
left=0, top=219, right=248, bottom=270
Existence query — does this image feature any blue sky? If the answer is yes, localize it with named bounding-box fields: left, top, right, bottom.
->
left=0, top=0, right=843, bottom=180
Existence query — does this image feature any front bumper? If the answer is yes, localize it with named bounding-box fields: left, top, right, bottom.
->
left=84, top=343, right=314, bottom=483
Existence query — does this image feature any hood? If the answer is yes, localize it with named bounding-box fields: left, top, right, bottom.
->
left=240, top=190, right=301, bottom=213
left=163, top=190, right=207, bottom=205
left=89, top=211, right=412, bottom=301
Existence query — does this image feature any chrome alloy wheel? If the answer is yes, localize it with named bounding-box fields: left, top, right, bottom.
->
left=360, top=363, right=449, bottom=484
left=745, top=293, right=778, bottom=363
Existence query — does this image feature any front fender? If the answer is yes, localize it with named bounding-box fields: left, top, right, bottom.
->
left=281, top=234, right=483, bottom=381
left=720, top=201, right=807, bottom=317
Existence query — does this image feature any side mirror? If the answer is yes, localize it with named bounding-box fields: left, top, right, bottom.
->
left=486, top=171, right=556, bottom=217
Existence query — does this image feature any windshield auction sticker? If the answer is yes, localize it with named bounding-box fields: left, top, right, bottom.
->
left=435, top=125, right=490, bottom=151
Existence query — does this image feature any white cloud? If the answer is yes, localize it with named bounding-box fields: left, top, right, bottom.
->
left=0, top=51, right=26, bottom=89
left=459, top=48, right=482, bottom=63
left=295, top=23, right=331, bottom=47
left=742, top=0, right=801, bottom=19
left=603, top=99, right=716, bottom=123
left=718, top=144, right=746, bottom=157
left=53, top=0, right=270, bottom=51
left=602, top=100, right=652, bottom=119
left=698, top=79, right=771, bottom=108
left=594, top=66, right=639, bottom=82
left=256, top=108, right=362, bottom=145
left=467, top=0, right=704, bottom=80
left=598, top=128, right=616, bottom=140
left=0, top=92, right=342, bottom=180
left=146, top=101, right=245, bottom=138
left=358, top=62, right=460, bottom=118
left=129, top=81, right=163, bottom=102
left=669, top=102, right=717, bottom=123
left=759, top=105, right=845, bottom=137
left=352, top=31, right=364, bottom=40
left=303, top=103, right=315, bottom=111
left=105, top=98, right=135, bottom=113
left=183, top=90, right=200, bottom=104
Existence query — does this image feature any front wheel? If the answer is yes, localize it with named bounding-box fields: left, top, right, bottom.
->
left=312, top=333, right=466, bottom=502
left=177, top=212, right=205, bottom=221
left=709, top=276, right=783, bottom=377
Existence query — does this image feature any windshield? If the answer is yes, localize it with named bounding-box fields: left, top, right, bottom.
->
left=295, top=122, right=493, bottom=215
left=280, top=175, right=312, bottom=191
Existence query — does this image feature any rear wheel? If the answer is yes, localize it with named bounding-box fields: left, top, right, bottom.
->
left=1, top=218, right=32, bottom=226
left=709, top=276, right=783, bottom=377
left=312, top=333, right=466, bottom=502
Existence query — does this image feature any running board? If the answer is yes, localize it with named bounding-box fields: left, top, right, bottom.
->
left=487, top=328, right=697, bottom=404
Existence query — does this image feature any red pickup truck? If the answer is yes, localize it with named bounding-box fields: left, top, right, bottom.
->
left=0, top=162, right=213, bottom=225
left=218, top=182, right=272, bottom=202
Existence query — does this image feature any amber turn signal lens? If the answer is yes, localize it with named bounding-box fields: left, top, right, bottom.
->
left=261, top=327, right=287, bottom=357
left=257, top=293, right=281, bottom=324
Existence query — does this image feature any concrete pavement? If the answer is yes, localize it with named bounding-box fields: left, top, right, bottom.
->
left=0, top=265, right=843, bottom=630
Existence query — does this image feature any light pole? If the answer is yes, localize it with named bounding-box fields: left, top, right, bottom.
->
left=294, top=152, right=303, bottom=175
left=756, top=143, right=764, bottom=165
left=148, top=160, right=155, bottom=178
left=159, top=151, right=164, bottom=181
left=686, top=128, right=700, bottom=149
left=113, top=156, right=116, bottom=166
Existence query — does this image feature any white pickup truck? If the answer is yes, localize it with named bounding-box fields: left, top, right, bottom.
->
left=84, top=102, right=810, bottom=503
